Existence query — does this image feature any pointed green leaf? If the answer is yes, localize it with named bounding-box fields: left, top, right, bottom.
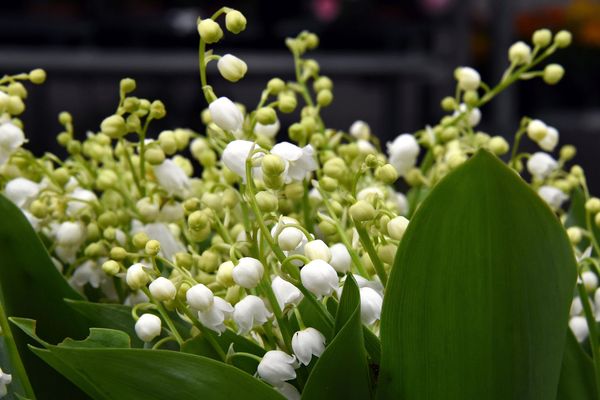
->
left=58, top=329, right=131, bottom=349
left=377, top=150, right=577, bottom=399
left=556, top=329, right=598, bottom=399
left=301, top=275, right=371, bottom=399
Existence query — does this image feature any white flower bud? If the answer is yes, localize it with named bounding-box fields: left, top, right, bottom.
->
left=126, top=263, right=150, bottom=290
left=257, top=350, right=298, bottom=386
left=270, top=142, right=318, bottom=182
left=329, top=243, right=351, bottom=273
left=537, top=186, right=567, bottom=210
left=278, top=227, right=304, bottom=251
left=300, top=260, right=339, bottom=298
left=387, top=216, right=409, bottom=240
left=209, top=97, right=244, bottom=133
left=538, top=126, right=559, bottom=152
left=4, top=177, right=40, bottom=208
left=543, top=64, right=565, bottom=85
left=455, top=67, right=481, bottom=91
left=149, top=277, right=176, bottom=302
left=0, top=367, right=12, bottom=397
left=533, top=29, right=552, bottom=47
left=135, top=313, right=162, bottom=342
left=221, top=139, right=262, bottom=180
left=186, top=283, right=214, bottom=311
left=0, top=122, right=25, bottom=164
left=271, top=276, right=303, bottom=310
left=292, top=327, right=326, bottom=365
left=217, top=54, right=248, bottom=82
left=527, top=119, right=548, bottom=142
left=56, top=221, right=85, bottom=247
left=508, top=41, right=532, bottom=65
left=349, top=120, right=371, bottom=140
left=360, top=287, right=383, bottom=325
left=527, top=152, right=558, bottom=180
left=387, top=134, right=420, bottom=176
left=233, top=295, right=272, bottom=334
left=254, top=118, right=280, bottom=139
left=153, top=159, right=190, bottom=196
left=570, top=297, right=583, bottom=316
left=569, top=316, right=589, bottom=343
left=232, top=257, right=264, bottom=289
left=303, top=239, right=331, bottom=262
left=583, top=271, right=599, bottom=292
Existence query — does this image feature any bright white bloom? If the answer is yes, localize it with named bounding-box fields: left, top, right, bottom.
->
left=0, top=367, right=12, bottom=398
left=135, top=313, right=162, bottom=342
left=254, top=118, right=280, bottom=138
left=329, top=243, right=351, bottom=273
left=395, top=192, right=408, bottom=215
left=187, top=283, right=214, bottom=311
left=233, top=295, right=272, bottom=334
left=4, top=177, right=39, bottom=208
left=149, top=277, right=176, bottom=301
left=349, top=120, right=370, bottom=140
left=277, top=226, right=305, bottom=252
left=569, top=316, right=589, bottom=343
left=124, top=290, right=149, bottom=306
left=527, top=119, right=548, bottom=140
left=360, top=287, right=383, bottom=325
left=357, top=140, right=376, bottom=155
left=456, top=66, right=481, bottom=91
left=209, top=97, right=244, bottom=133
left=69, top=260, right=106, bottom=292
left=275, top=383, right=301, bottom=400
left=527, top=152, right=557, bottom=180
left=570, top=297, right=583, bottom=317
left=0, top=122, right=25, bottom=165
left=300, top=260, right=339, bottom=298
left=153, top=159, right=189, bottom=196
left=55, top=221, right=85, bottom=247
left=387, top=216, right=409, bottom=240
left=232, top=257, right=264, bottom=289
left=272, top=276, right=303, bottom=310
left=539, top=126, right=559, bottom=151
left=292, top=327, right=326, bottom=365
left=387, top=134, right=419, bottom=176
left=455, top=103, right=481, bottom=127
left=537, top=186, right=568, bottom=210
left=583, top=271, right=599, bottom=292
left=304, top=239, right=331, bottom=262
left=197, top=297, right=234, bottom=334
left=257, top=350, right=298, bottom=387
left=217, top=54, right=248, bottom=82
left=270, top=142, right=318, bottom=182
left=222, top=139, right=263, bottom=180
left=66, top=187, right=97, bottom=216
left=126, top=263, right=150, bottom=290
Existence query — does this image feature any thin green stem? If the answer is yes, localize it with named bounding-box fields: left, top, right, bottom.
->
left=354, top=222, right=387, bottom=286
left=509, top=129, right=526, bottom=169
left=141, top=287, right=184, bottom=345
left=138, top=116, right=153, bottom=196
left=118, top=138, right=143, bottom=195
left=577, top=281, right=600, bottom=400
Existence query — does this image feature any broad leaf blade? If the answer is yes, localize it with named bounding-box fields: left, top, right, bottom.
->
left=377, top=150, right=577, bottom=399
left=556, top=329, right=598, bottom=399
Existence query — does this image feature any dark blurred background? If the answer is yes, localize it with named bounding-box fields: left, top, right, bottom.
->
left=1, top=0, right=599, bottom=189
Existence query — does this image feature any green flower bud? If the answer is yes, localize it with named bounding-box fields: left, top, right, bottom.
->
left=101, top=115, right=126, bottom=138
left=284, top=182, right=304, bottom=200
left=201, top=192, right=222, bottom=210
left=29, top=199, right=47, bottom=218
left=263, top=174, right=284, bottom=190
left=441, top=96, right=457, bottom=111
left=586, top=197, right=600, bottom=214
left=133, top=232, right=150, bottom=249
left=543, top=64, right=564, bottom=85
left=120, top=78, right=136, bottom=94
left=29, top=68, right=47, bottom=84
left=301, top=116, right=317, bottom=133
left=256, top=191, right=278, bottom=212
left=318, top=220, right=337, bottom=236
left=123, top=96, right=140, bottom=113
left=217, top=54, right=248, bottom=82
left=225, top=10, right=246, bottom=34
left=567, top=227, right=582, bottom=245
left=145, top=147, right=166, bottom=165
left=67, top=140, right=81, bottom=155
left=278, top=93, right=297, bottom=113
left=463, top=90, right=479, bottom=107
left=310, top=132, right=325, bottom=148
left=145, top=239, right=161, bottom=256
left=377, top=243, right=397, bottom=264
left=440, top=127, right=459, bottom=142
left=256, top=107, right=277, bottom=125
left=198, top=19, right=223, bottom=43
left=175, top=252, right=193, bottom=269
left=313, top=76, right=333, bottom=92
left=102, top=260, right=121, bottom=275
left=188, top=225, right=211, bottom=242
left=349, top=200, right=376, bottom=222
left=188, top=210, right=210, bottom=230
left=317, top=89, right=333, bottom=107
left=7, top=96, right=25, bottom=115
left=8, top=82, right=27, bottom=98
left=488, top=136, right=509, bottom=155
left=405, top=168, right=423, bottom=187
left=320, top=176, right=338, bottom=192
left=184, top=197, right=201, bottom=213
left=98, top=211, right=118, bottom=228
left=85, top=242, right=106, bottom=258
left=262, top=154, right=286, bottom=177
left=595, top=213, right=600, bottom=228
left=323, top=157, right=346, bottom=179
left=96, top=169, right=118, bottom=190
left=375, top=164, right=399, bottom=184
left=288, top=122, right=306, bottom=143
left=52, top=167, right=70, bottom=186
left=560, top=145, right=576, bottom=161
left=571, top=165, right=584, bottom=178
left=554, top=30, right=572, bottom=48
left=158, top=130, right=177, bottom=155
left=150, top=100, right=166, bottom=119
left=303, top=59, right=320, bottom=76
left=267, top=78, right=286, bottom=94
left=198, top=149, right=216, bottom=167
left=508, top=41, right=532, bottom=65
left=86, top=223, right=101, bottom=241
left=216, top=261, right=235, bottom=287
left=110, top=246, right=128, bottom=261
left=304, top=32, right=319, bottom=49
left=532, top=29, right=552, bottom=47
left=174, top=129, right=191, bottom=150
left=103, top=227, right=116, bottom=241
left=125, top=114, right=141, bottom=133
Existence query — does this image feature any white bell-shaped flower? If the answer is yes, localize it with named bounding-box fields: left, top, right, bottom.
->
left=360, top=287, right=383, bottom=325
left=0, top=121, right=25, bottom=165
left=275, top=383, right=301, bottom=400
left=66, top=187, right=97, bottom=216
left=455, top=66, right=481, bottom=91
left=149, top=277, right=176, bottom=302
left=537, top=186, right=567, bottom=210
left=455, top=103, right=481, bottom=127
left=4, top=177, right=40, bottom=208
left=291, top=327, right=326, bottom=365
left=569, top=316, right=589, bottom=343
left=209, top=97, right=244, bottom=133
left=582, top=271, right=599, bottom=292
left=527, top=152, right=558, bottom=180
left=539, top=126, right=559, bottom=151
left=232, top=257, right=264, bottom=289
left=135, top=313, right=162, bottom=342
left=387, top=134, right=419, bottom=176
left=221, top=139, right=263, bottom=180
left=300, top=260, right=339, bottom=298
left=217, top=54, right=248, bottom=82
left=254, top=118, right=280, bottom=138
left=349, top=120, right=370, bottom=140
left=387, top=216, right=409, bottom=240
left=271, top=276, right=303, bottom=310
left=186, top=283, right=214, bottom=311
left=69, top=260, right=106, bottom=292
left=304, top=239, right=331, bottom=262
left=197, top=297, right=234, bottom=334
left=126, top=263, right=150, bottom=290
left=270, top=142, right=318, bottom=182
left=55, top=221, right=85, bottom=247
left=0, top=367, right=12, bottom=398
left=257, top=350, right=298, bottom=386
left=277, top=226, right=305, bottom=251
left=153, top=159, right=189, bottom=196
left=329, top=243, right=351, bottom=273
left=233, top=295, right=272, bottom=334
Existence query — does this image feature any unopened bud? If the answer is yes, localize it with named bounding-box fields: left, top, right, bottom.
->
left=132, top=232, right=150, bottom=249
left=198, top=19, right=223, bottom=43
left=120, top=78, right=136, bottom=94
left=256, top=107, right=277, bottom=125
left=543, top=64, right=564, bottom=85
left=101, top=115, right=126, bottom=138
left=256, top=191, right=278, bottom=212
left=532, top=29, right=552, bottom=47
left=586, top=198, right=600, bottom=214
left=29, top=68, right=47, bottom=84
left=262, top=154, right=286, bottom=177
left=375, top=164, right=399, bottom=184
left=554, top=30, right=572, bottom=48
left=225, top=10, right=246, bottom=34
left=349, top=200, right=376, bottom=222
left=102, top=260, right=121, bottom=275
left=317, top=89, right=333, bottom=107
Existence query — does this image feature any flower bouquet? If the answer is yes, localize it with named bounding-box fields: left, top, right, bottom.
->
left=0, top=6, right=596, bottom=400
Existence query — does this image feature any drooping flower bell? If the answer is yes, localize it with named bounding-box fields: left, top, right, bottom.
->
left=271, top=276, right=303, bottom=310
left=387, top=134, right=420, bottom=176
left=221, top=139, right=263, bottom=180
left=209, top=97, right=244, bottom=133
left=270, top=142, right=318, bottom=182
left=135, top=313, right=162, bottom=342
left=291, top=327, right=326, bottom=365
left=257, top=350, right=298, bottom=387
left=300, top=259, right=339, bottom=298
left=232, top=257, right=264, bottom=289
left=233, top=295, right=272, bottom=334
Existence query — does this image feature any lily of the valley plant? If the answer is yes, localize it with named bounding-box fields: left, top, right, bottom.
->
left=0, top=7, right=597, bottom=400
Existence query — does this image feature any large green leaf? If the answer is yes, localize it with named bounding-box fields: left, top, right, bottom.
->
left=301, top=274, right=371, bottom=399
left=377, top=150, right=577, bottom=399
left=0, top=194, right=90, bottom=399
left=556, top=329, right=598, bottom=399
